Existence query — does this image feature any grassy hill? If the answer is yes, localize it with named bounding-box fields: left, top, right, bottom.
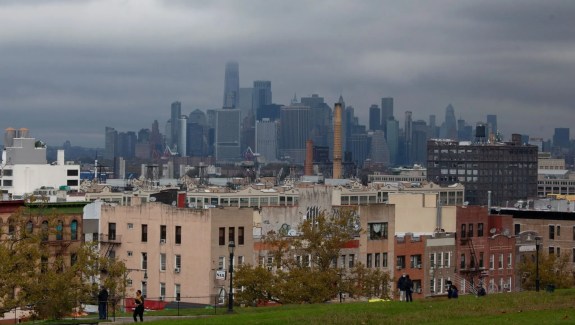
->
left=121, top=289, right=575, bottom=324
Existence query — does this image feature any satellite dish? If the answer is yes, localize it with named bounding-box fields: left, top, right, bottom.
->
left=149, top=197, right=156, bottom=202
left=171, top=201, right=177, bottom=206
left=489, top=228, right=497, bottom=234
left=502, top=228, right=510, bottom=236
left=288, top=229, right=297, bottom=236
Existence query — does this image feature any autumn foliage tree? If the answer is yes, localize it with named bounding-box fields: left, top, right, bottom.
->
left=235, top=208, right=392, bottom=305
left=518, top=251, right=574, bottom=290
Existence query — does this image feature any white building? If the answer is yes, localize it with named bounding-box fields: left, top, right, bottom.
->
left=1, top=137, right=80, bottom=199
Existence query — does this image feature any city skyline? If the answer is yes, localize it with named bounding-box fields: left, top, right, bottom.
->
left=1, top=0, right=574, bottom=147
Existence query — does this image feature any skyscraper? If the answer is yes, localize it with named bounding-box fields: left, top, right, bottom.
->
left=223, top=61, right=239, bottom=108
left=369, top=105, right=381, bottom=131
left=386, top=118, right=399, bottom=166
left=170, top=101, right=181, bottom=149
left=381, top=97, right=394, bottom=135
left=486, top=114, right=498, bottom=138
left=256, top=118, right=278, bottom=162
left=252, top=81, right=272, bottom=113
left=214, top=108, right=241, bottom=161
left=404, top=111, right=413, bottom=165
left=279, top=104, right=312, bottom=164
left=440, top=104, right=457, bottom=140
left=553, top=128, right=570, bottom=149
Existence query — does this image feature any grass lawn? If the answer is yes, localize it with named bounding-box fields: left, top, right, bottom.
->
left=133, top=289, right=575, bottom=325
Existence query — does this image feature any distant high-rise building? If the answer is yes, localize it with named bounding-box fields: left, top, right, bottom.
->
left=256, top=118, right=278, bottom=162
left=404, top=111, right=413, bottom=165
left=553, top=128, right=570, bottom=149
left=369, top=105, right=381, bottom=131
left=117, top=131, right=137, bottom=159
left=369, top=130, right=390, bottom=165
left=252, top=81, right=272, bottom=113
left=429, top=114, right=438, bottom=138
left=279, top=104, right=312, bottom=164
left=178, top=116, right=188, bottom=157
left=170, top=101, right=181, bottom=148
left=150, top=120, right=163, bottom=160
left=214, top=108, right=241, bottom=161
left=411, top=120, right=428, bottom=165
left=238, top=87, right=254, bottom=117
left=189, top=109, right=207, bottom=126
left=386, top=118, right=399, bottom=166
left=486, top=114, right=498, bottom=138
left=223, top=61, right=239, bottom=108
left=440, top=104, right=457, bottom=140
left=349, top=132, right=369, bottom=168
left=301, top=94, right=332, bottom=148
left=381, top=97, right=394, bottom=135
left=104, top=127, right=118, bottom=160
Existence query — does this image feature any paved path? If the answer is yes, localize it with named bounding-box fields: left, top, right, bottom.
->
left=100, top=315, right=212, bottom=324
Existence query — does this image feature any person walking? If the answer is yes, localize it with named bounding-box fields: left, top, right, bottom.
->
left=405, top=275, right=413, bottom=302
left=397, top=274, right=407, bottom=301
left=133, top=290, right=144, bottom=322
left=98, top=286, right=109, bottom=320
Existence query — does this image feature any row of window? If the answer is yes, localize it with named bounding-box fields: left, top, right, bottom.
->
left=218, top=227, right=245, bottom=246
left=108, top=223, right=182, bottom=244
left=366, top=252, right=389, bottom=268
left=4, top=219, right=79, bottom=241
left=460, top=223, right=484, bottom=238
left=396, top=254, right=422, bottom=269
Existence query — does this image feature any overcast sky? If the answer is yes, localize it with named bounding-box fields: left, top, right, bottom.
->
left=1, top=0, right=574, bottom=148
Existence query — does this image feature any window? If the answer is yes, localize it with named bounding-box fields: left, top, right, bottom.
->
left=142, top=282, right=147, bottom=298
left=238, top=256, right=244, bottom=266
left=128, top=251, right=133, bottom=257
left=396, top=255, right=405, bottom=269
left=410, top=255, right=422, bottom=268
left=175, top=284, right=181, bottom=301
left=383, top=253, right=388, bottom=267
left=219, top=227, right=225, bottom=245
left=460, top=254, right=466, bottom=269
left=67, top=179, right=79, bottom=186
left=489, top=254, right=494, bottom=269
left=573, top=226, right=575, bottom=240
left=557, top=247, right=561, bottom=257
left=142, top=252, right=148, bottom=270
left=478, top=223, right=484, bottom=237
left=479, top=252, right=484, bottom=268
left=56, top=221, right=64, bottom=240
left=175, top=254, right=181, bottom=268
left=71, top=253, right=78, bottom=266
left=160, top=283, right=166, bottom=300
left=498, top=254, right=503, bottom=269
left=438, top=252, right=444, bottom=268
left=128, top=223, right=134, bottom=229
left=175, top=226, right=181, bottom=245
left=514, top=224, right=521, bottom=236
left=71, top=220, right=78, bottom=240
left=507, top=253, right=512, bottom=268
left=108, top=222, right=116, bottom=241
left=375, top=253, right=380, bottom=268
left=461, top=224, right=466, bottom=238
left=368, top=222, right=388, bottom=240
left=41, top=220, right=49, bottom=241
left=67, top=169, right=79, bottom=176
left=160, top=225, right=167, bottom=242
left=228, top=227, right=235, bottom=243
left=557, top=225, right=561, bottom=237
left=549, top=247, right=555, bottom=255
left=367, top=254, right=372, bottom=268
left=160, top=253, right=166, bottom=271
left=349, top=254, right=355, bottom=268
left=468, top=223, right=474, bottom=237
left=238, top=227, right=245, bottom=245
left=26, top=220, right=33, bottom=234
left=549, top=225, right=555, bottom=240
left=141, top=224, right=148, bottom=242
left=219, top=256, right=226, bottom=270
left=430, top=253, right=436, bottom=268
left=446, top=252, right=451, bottom=267
left=341, top=255, right=346, bottom=268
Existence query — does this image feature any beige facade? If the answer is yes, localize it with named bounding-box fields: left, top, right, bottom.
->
left=388, top=192, right=457, bottom=234
left=99, top=201, right=254, bottom=305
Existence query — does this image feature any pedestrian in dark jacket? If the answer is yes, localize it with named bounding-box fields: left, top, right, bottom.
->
left=98, top=286, right=109, bottom=320
left=405, top=275, right=413, bottom=302
left=397, top=274, right=407, bottom=301
left=133, top=290, right=144, bottom=322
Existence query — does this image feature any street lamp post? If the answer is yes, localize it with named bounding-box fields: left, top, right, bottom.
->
left=535, top=236, right=541, bottom=292
left=227, top=241, right=235, bottom=313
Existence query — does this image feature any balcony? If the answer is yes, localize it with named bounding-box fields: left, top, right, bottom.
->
left=99, top=233, right=122, bottom=244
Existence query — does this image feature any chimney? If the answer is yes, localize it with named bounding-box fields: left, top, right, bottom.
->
left=333, top=103, right=343, bottom=179
left=304, top=139, right=313, bottom=176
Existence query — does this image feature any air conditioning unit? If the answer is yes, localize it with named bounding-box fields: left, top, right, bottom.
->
left=416, top=288, right=422, bottom=293
left=417, top=264, right=422, bottom=269
left=159, top=296, right=164, bottom=301
left=175, top=267, right=181, bottom=273
left=160, top=239, right=166, bottom=244
left=503, top=284, right=510, bottom=289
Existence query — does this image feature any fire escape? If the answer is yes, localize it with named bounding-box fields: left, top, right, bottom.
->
left=459, top=234, right=483, bottom=295
left=99, top=233, right=122, bottom=258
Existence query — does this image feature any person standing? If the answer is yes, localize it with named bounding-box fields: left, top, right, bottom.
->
left=405, top=275, right=413, bottom=302
left=397, top=274, right=407, bottom=301
left=133, top=290, right=144, bottom=322
left=98, top=286, right=109, bottom=320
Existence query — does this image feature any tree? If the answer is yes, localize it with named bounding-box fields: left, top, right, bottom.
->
left=0, top=208, right=125, bottom=320
left=234, top=208, right=392, bottom=304
left=518, top=251, right=574, bottom=290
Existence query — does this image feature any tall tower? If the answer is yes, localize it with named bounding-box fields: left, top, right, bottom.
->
left=333, top=103, right=343, bottom=179
left=486, top=114, right=498, bottom=138
left=404, top=111, right=413, bottom=165
left=252, top=80, right=272, bottom=113
left=170, top=101, right=181, bottom=149
left=369, top=105, right=381, bottom=131
left=223, top=61, right=239, bottom=108
left=381, top=97, right=394, bottom=135
left=442, top=104, right=457, bottom=140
